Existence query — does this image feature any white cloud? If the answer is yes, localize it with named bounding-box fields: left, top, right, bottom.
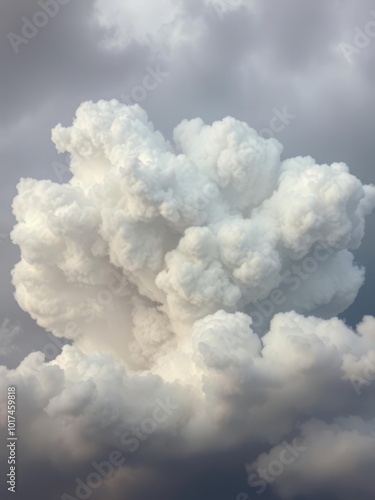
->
left=3, top=99, right=375, bottom=498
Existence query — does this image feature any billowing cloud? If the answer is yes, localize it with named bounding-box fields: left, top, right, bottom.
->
left=1, top=310, right=375, bottom=498
left=11, top=100, right=374, bottom=349
left=1, top=100, right=375, bottom=499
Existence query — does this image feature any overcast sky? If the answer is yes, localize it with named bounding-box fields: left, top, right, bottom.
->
left=1, top=1, right=375, bottom=499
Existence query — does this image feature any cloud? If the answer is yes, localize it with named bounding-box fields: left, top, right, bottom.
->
left=246, top=417, right=375, bottom=499
left=2, top=310, right=375, bottom=498
left=2, top=99, right=375, bottom=498
left=11, top=100, right=374, bottom=349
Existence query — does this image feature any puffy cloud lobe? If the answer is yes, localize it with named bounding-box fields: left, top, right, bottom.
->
left=1, top=311, right=375, bottom=497
left=12, top=100, right=374, bottom=350
left=247, top=249, right=366, bottom=326
left=264, top=157, right=375, bottom=258
left=173, top=116, right=283, bottom=211
left=246, top=417, right=375, bottom=499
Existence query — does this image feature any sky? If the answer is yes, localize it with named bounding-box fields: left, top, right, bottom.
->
left=1, top=1, right=375, bottom=499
